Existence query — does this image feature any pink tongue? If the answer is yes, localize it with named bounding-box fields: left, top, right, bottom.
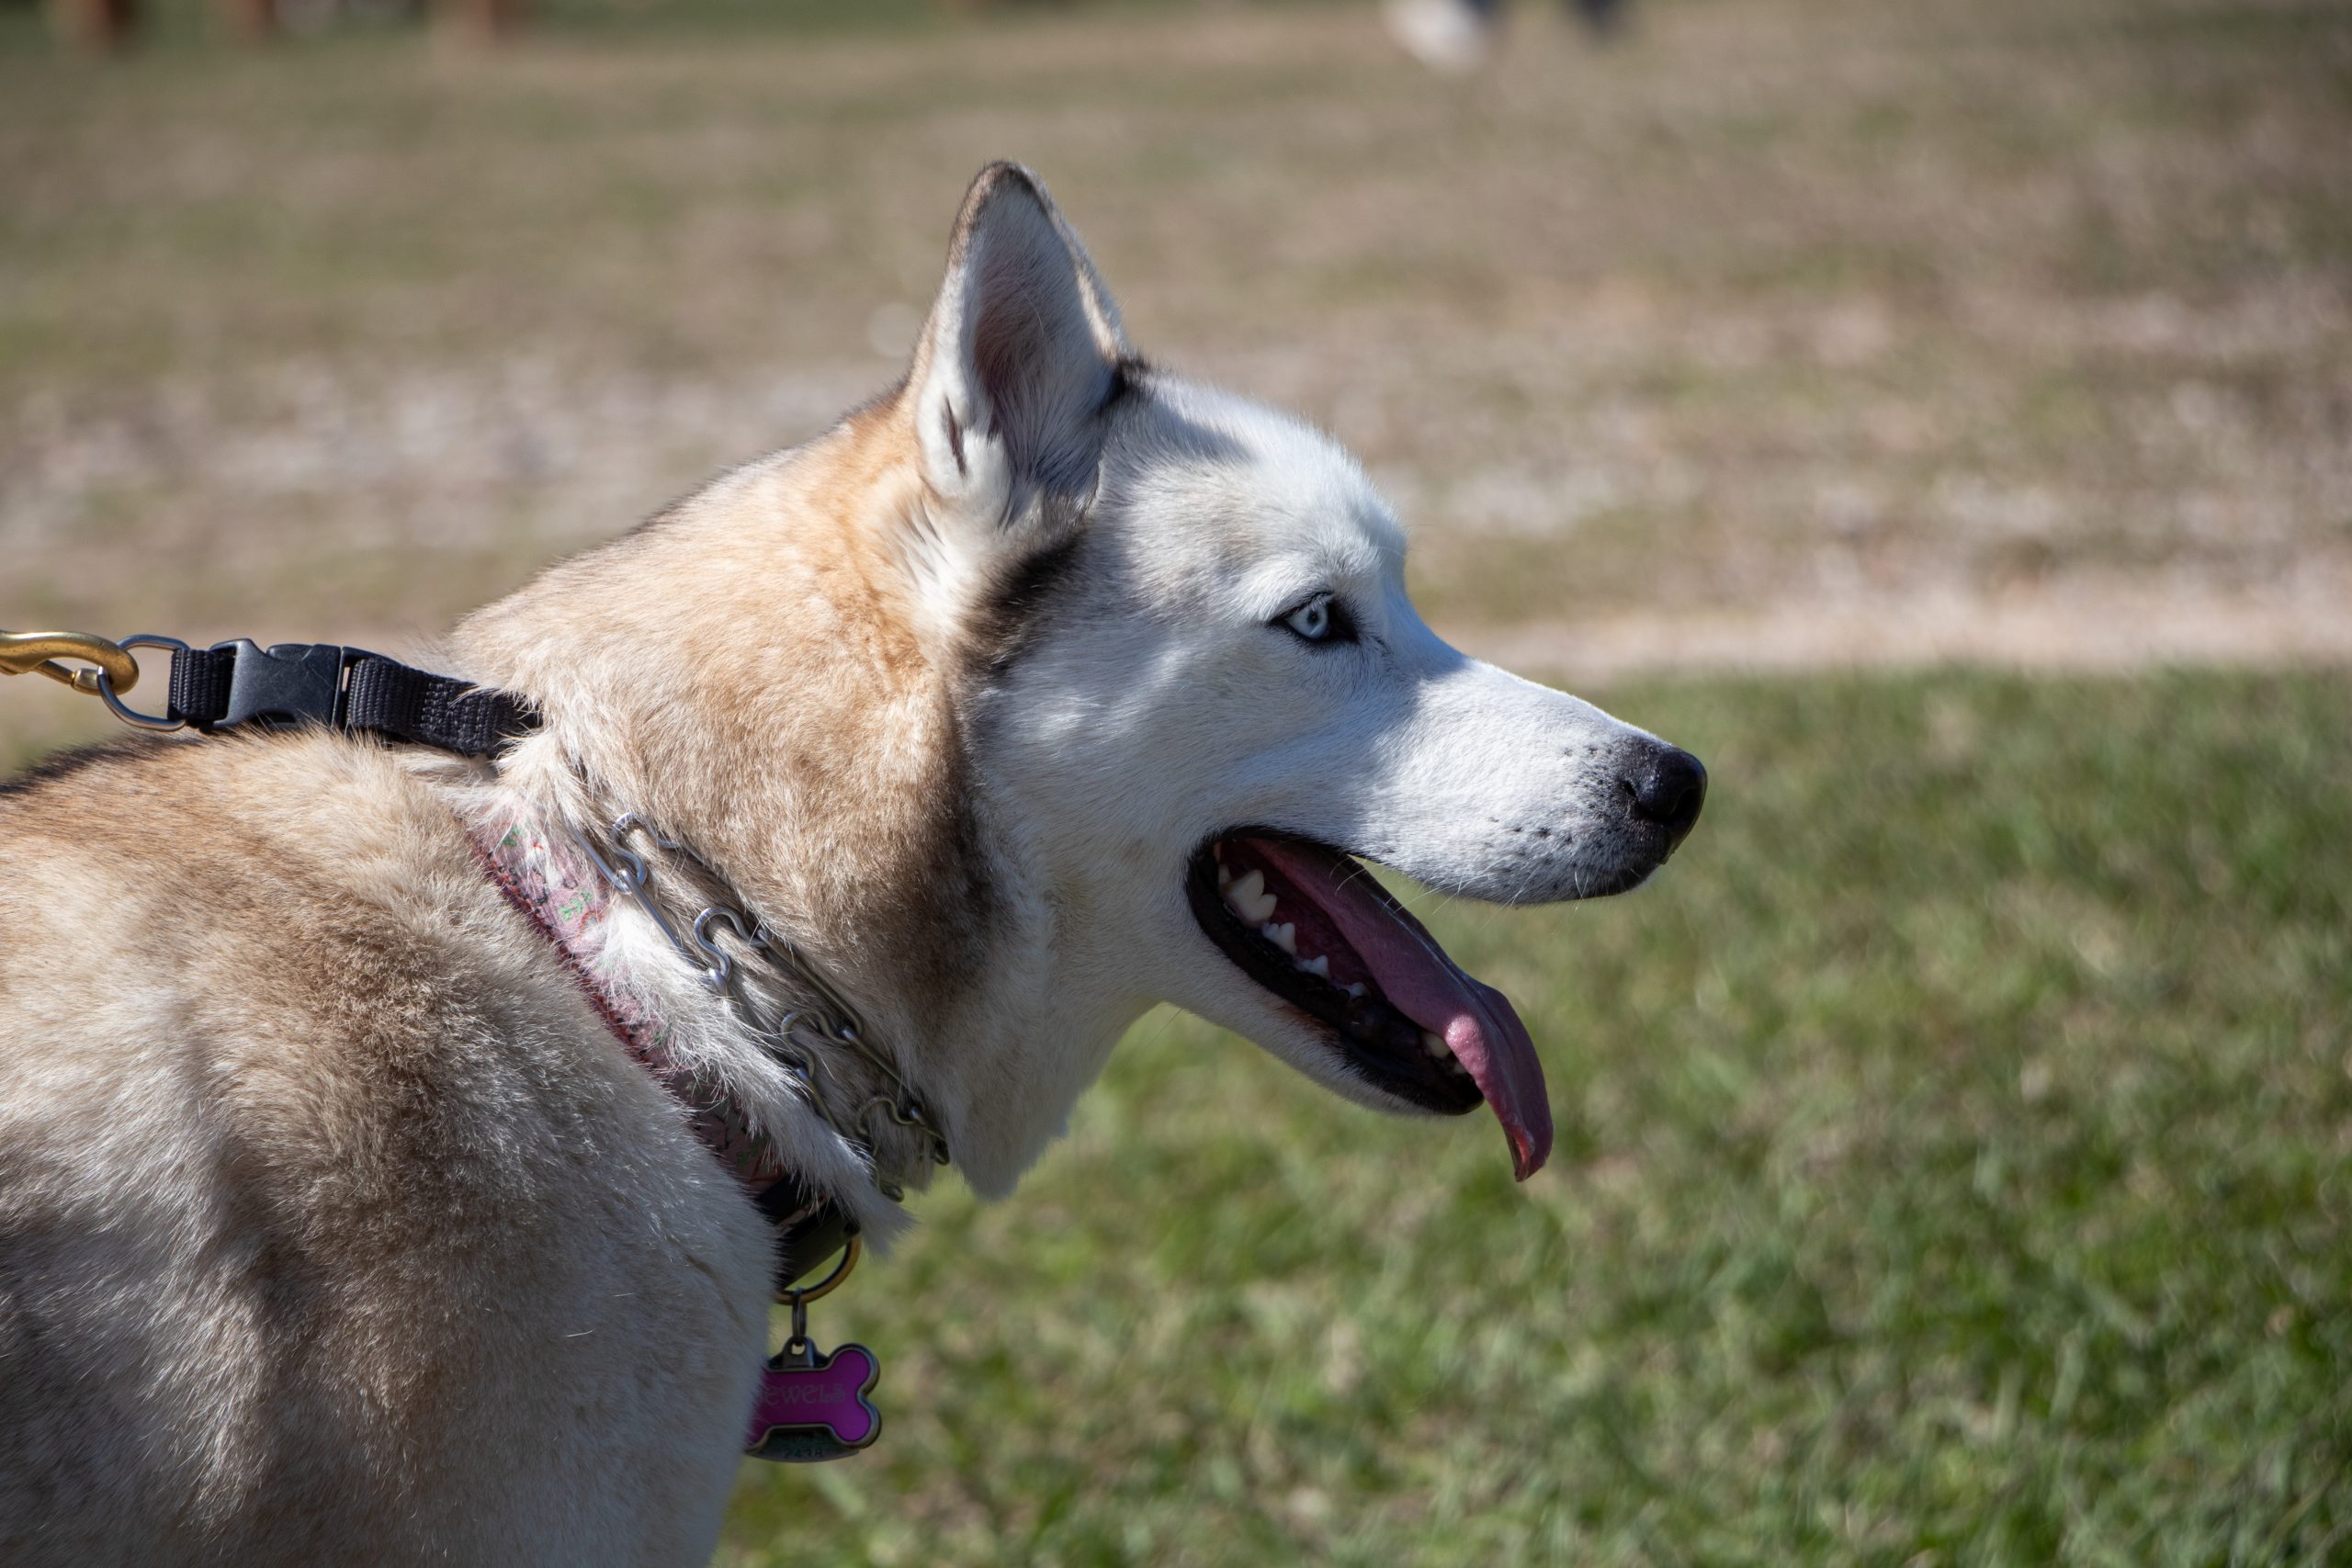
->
left=1250, top=840, right=1554, bottom=1180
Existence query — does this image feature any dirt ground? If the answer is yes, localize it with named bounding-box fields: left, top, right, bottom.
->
left=4, top=0, right=2347, bottom=754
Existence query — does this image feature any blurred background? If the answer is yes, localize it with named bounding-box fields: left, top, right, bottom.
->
left=5, top=0, right=2348, bottom=1562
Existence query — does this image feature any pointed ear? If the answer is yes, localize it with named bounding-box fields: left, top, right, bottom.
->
left=909, top=164, right=1131, bottom=518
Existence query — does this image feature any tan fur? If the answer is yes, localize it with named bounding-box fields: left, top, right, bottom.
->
left=461, top=400, right=994, bottom=1005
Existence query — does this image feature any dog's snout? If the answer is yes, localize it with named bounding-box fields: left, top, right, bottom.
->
left=1621, top=745, right=1707, bottom=851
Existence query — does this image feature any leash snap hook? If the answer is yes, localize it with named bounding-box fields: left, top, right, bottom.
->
left=0, top=627, right=142, bottom=699
left=2, top=628, right=187, bottom=730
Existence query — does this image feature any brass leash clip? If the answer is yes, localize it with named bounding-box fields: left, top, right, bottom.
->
left=0, top=628, right=141, bottom=698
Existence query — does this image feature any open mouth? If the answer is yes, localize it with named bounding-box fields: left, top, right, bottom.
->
left=1186, top=831, right=1555, bottom=1180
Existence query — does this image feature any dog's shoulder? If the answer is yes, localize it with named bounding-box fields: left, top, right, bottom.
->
left=4, top=725, right=449, bottom=860
left=0, top=727, right=770, bottom=1564
left=0, top=727, right=554, bottom=1171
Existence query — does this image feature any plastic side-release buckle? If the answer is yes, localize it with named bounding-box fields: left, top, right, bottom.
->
left=218, top=640, right=354, bottom=731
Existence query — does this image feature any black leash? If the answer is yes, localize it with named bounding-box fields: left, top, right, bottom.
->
left=6, top=626, right=535, bottom=757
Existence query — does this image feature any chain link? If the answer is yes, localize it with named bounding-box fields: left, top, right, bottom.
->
left=572, top=813, right=953, bottom=1190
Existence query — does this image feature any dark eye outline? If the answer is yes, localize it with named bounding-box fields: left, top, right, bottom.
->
left=1274, top=592, right=1356, bottom=646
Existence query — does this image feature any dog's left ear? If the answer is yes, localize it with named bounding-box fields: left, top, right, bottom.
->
left=909, top=163, right=1130, bottom=523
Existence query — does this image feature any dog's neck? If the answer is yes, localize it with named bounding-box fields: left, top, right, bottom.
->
left=447, top=412, right=1147, bottom=1205
left=457, top=783, right=938, bottom=1239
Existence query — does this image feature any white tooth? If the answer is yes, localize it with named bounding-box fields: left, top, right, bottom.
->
left=1296, top=954, right=1329, bottom=978
left=1263, top=921, right=1297, bottom=955
left=1343, top=982, right=1367, bottom=999
left=1217, top=863, right=1234, bottom=891
left=1224, top=869, right=1278, bottom=925
left=1421, top=1030, right=1451, bottom=1060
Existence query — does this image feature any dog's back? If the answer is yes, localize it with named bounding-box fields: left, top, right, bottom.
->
left=0, top=734, right=769, bottom=1567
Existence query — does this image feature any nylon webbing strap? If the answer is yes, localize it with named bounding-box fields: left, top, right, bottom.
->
left=344, top=656, right=536, bottom=755
left=167, top=644, right=235, bottom=726
left=164, top=639, right=537, bottom=759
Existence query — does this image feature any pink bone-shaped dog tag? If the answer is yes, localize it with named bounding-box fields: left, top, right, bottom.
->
left=743, top=1343, right=881, bottom=1462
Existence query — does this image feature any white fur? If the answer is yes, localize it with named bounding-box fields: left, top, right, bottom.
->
left=933, top=383, right=1667, bottom=1177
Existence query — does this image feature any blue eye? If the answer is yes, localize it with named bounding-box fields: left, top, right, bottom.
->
left=1277, top=592, right=1354, bottom=646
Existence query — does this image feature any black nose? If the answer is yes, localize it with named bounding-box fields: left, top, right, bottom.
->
left=1623, top=745, right=1707, bottom=850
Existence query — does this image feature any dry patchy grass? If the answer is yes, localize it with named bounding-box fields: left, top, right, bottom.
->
left=3, top=0, right=2348, bottom=757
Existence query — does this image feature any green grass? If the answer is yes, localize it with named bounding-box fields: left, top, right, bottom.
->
left=720, top=670, right=2351, bottom=1567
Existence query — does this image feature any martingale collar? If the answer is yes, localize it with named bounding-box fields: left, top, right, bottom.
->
left=469, top=808, right=947, bottom=1289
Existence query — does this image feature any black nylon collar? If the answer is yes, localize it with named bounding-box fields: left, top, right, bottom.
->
left=168, top=639, right=537, bottom=758
left=759, top=1187, right=859, bottom=1293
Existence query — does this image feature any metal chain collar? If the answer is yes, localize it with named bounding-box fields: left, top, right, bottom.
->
left=567, top=812, right=951, bottom=1200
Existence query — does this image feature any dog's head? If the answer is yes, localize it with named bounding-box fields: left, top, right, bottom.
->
left=465, top=164, right=1702, bottom=1201
left=892, top=165, right=1705, bottom=1189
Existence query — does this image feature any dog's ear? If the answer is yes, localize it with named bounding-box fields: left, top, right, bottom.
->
left=908, top=163, right=1130, bottom=522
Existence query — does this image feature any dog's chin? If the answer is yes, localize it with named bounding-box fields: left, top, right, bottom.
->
left=1538, top=859, right=1659, bottom=902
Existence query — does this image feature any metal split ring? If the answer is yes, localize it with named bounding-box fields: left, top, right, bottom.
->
left=783, top=1232, right=862, bottom=1306
left=96, top=635, right=189, bottom=731
left=778, top=1233, right=862, bottom=1348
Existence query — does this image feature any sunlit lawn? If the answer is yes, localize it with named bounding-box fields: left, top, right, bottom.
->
left=720, top=670, right=2351, bottom=1567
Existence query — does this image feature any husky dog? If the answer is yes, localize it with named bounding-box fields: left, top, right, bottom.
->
left=0, top=164, right=1703, bottom=1565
